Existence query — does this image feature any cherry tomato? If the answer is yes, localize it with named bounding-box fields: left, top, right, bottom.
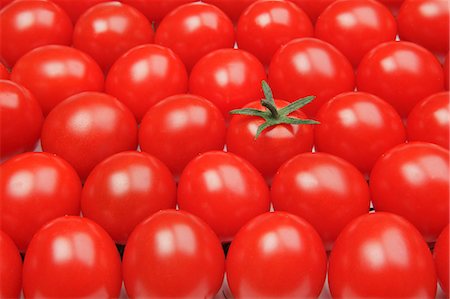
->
left=289, top=0, right=336, bottom=23
left=0, top=80, right=43, bottom=159
left=123, top=210, right=225, bottom=298
left=370, top=142, right=449, bottom=242
left=178, top=151, right=270, bottom=242
left=268, top=38, right=355, bottom=117
left=271, top=152, right=370, bottom=250
left=407, top=92, right=449, bottom=149
left=11, top=45, right=104, bottom=115
left=23, top=216, right=122, bottom=298
left=315, top=91, right=406, bottom=176
left=0, top=0, right=13, bottom=8
left=121, top=0, right=195, bottom=23
left=315, top=0, right=397, bottom=68
left=73, top=1, right=154, bottom=73
left=41, top=91, right=138, bottom=180
left=81, top=151, right=177, bottom=244
left=0, top=152, right=81, bottom=251
left=189, top=48, right=266, bottom=118
left=226, top=211, right=327, bottom=298
left=236, top=0, right=313, bottom=66
left=105, top=44, right=188, bottom=122
left=356, top=41, right=444, bottom=118
left=328, top=212, right=437, bottom=298
left=397, top=0, right=449, bottom=56
left=434, top=224, right=449, bottom=297
left=203, top=0, right=256, bottom=22
left=0, top=0, right=73, bottom=68
left=49, top=0, right=110, bottom=23
left=0, top=62, right=9, bottom=79
left=139, top=94, right=226, bottom=177
left=375, top=0, right=404, bottom=16
left=0, top=231, right=22, bottom=299
left=154, top=2, right=235, bottom=71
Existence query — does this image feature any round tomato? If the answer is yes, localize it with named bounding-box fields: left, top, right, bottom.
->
left=139, top=94, right=226, bottom=177
left=268, top=38, right=354, bottom=117
left=0, top=0, right=73, bottom=68
left=10, top=45, right=104, bottom=115
left=177, top=151, right=270, bottom=242
left=81, top=151, right=177, bottom=244
left=154, top=2, right=235, bottom=71
left=49, top=0, right=110, bottom=23
left=356, top=41, right=444, bottom=118
left=289, top=0, right=336, bottom=23
left=0, top=63, right=9, bottom=79
left=328, top=212, right=437, bottom=298
left=0, top=231, right=22, bottom=299
left=0, top=152, right=81, bottom=251
left=315, top=0, right=397, bottom=68
left=41, top=91, right=138, bottom=180
left=434, top=224, right=449, bottom=297
left=105, top=44, right=188, bottom=122
left=121, top=0, right=195, bottom=23
left=370, top=142, right=449, bottom=242
left=236, top=0, right=313, bottom=66
left=226, top=211, right=327, bottom=298
left=0, top=80, right=43, bottom=159
left=123, top=210, right=225, bottom=298
left=271, top=152, right=370, bottom=250
left=23, top=216, right=122, bottom=298
left=315, top=91, right=406, bottom=176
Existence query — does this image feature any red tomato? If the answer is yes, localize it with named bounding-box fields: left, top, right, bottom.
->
left=236, top=0, right=313, bottom=66
left=268, top=38, right=355, bottom=117
left=357, top=41, right=444, bottom=118
left=398, top=0, right=449, bottom=56
left=73, top=2, right=154, bottom=73
left=226, top=211, right=327, bottom=298
left=375, top=0, right=404, bottom=16
left=0, top=0, right=73, bottom=68
left=139, top=94, right=226, bottom=177
left=315, top=0, right=397, bottom=68
left=444, top=51, right=449, bottom=90
left=370, top=142, right=449, bottom=242
left=0, top=80, right=43, bottom=159
left=0, top=152, right=81, bottom=251
left=123, top=210, right=225, bottom=298
left=271, top=152, right=370, bottom=250
left=289, top=0, right=336, bottom=23
left=203, top=0, right=256, bottom=22
left=81, top=151, right=177, bottom=244
left=105, top=44, right=188, bottom=122
left=0, top=0, right=14, bottom=8
left=121, top=0, right=195, bottom=23
left=41, top=91, right=138, bottom=180
left=23, top=216, right=122, bottom=298
left=10, top=45, right=104, bottom=115
left=434, top=224, right=449, bottom=297
left=189, top=48, right=266, bottom=118
left=0, top=63, right=9, bottom=79
left=328, top=212, right=437, bottom=298
left=178, top=151, right=270, bottom=242
left=407, top=92, right=449, bottom=149
left=154, top=2, right=235, bottom=71
left=0, top=231, right=22, bottom=298
left=315, top=91, right=406, bottom=176
left=49, top=0, right=110, bottom=23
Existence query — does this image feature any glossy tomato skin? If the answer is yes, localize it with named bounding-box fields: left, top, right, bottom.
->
left=290, top=0, right=335, bottom=23
left=189, top=48, right=266, bottom=118
left=407, top=92, right=449, bottom=149
left=0, top=231, right=22, bottom=299
left=121, top=0, right=195, bottom=23
left=23, top=216, right=122, bottom=298
left=227, top=99, right=314, bottom=182
left=49, top=0, right=110, bottom=23
left=81, top=151, right=177, bottom=244
left=268, top=38, right=354, bottom=117
left=105, top=44, right=188, bottom=122
left=271, top=152, right=370, bottom=250
left=203, top=0, right=256, bottom=22
left=315, top=91, right=406, bottom=176
left=0, top=80, right=43, bottom=159
left=315, top=0, right=397, bottom=68
left=41, top=92, right=138, bottom=181
left=139, top=94, right=226, bottom=177
left=178, top=151, right=270, bottom=242
left=0, top=152, right=81, bottom=252
left=328, top=212, right=437, bottom=298
left=357, top=41, right=444, bottom=118
left=434, top=225, right=449, bottom=297
left=11, top=45, right=104, bottom=115
left=370, top=142, right=449, bottom=242
left=226, top=212, right=327, bottom=298
left=73, top=1, right=154, bottom=73
left=0, top=0, right=73, bottom=68
left=123, top=210, right=225, bottom=298
left=155, top=2, right=235, bottom=71
left=236, top=0, right=313, bottom=66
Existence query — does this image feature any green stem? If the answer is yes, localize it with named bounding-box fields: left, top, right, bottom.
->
left=261, top=100, right=279, bottom=119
